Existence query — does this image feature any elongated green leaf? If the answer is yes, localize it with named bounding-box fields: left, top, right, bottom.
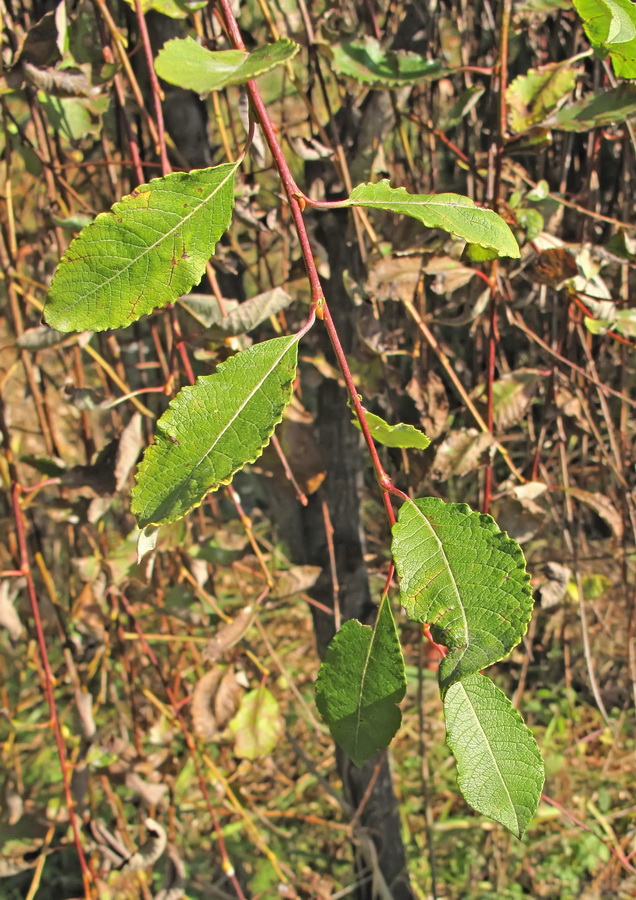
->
left=44, top=163, right=238, bottom=332
left=120, top=0, right=206, bottom=18
left=132, top=335, right=298, bottom=527
left=180, top=286, right=293, bottom=337
left=391, top=498, right=533, bottom=690
left=229, top=686, right=284, bottom=760
left=573, top=0, right=636, bottom=77
left=347, top=182, right=519, bottom=259
left=315, top=597, right=406, bottom=767
left=352, top=409, right=431, bottom=450
left=155, top=36, right=299, bottom=93
left=444, top=673, right=544, bottom=838
left=546, top=83, right=636, bottom=131
left=329, top=37, right=446, bottom=87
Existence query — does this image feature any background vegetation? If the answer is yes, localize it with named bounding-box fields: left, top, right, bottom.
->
left=0, top=0, right=635, bottom=898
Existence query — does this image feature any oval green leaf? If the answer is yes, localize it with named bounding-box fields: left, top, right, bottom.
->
left=444, top=673, right=544, bottom=838
left=347, top=181, right=520, bottom=259
left=44, top=163, right=239, bottom=333
left=132, top=335, right=299, bottom=527
left=155, top=36, right=300, bottom=94
left=329, top=37, right=447, bottom=87
left=315, top=597, right=406, bottom=767
left=573, top=0, right=636, bottom=77
left=391, top=498, right=533, bottom=690
left=229, top=686, right=284, bottom=760
left=352, top=409, right=430, bottom=450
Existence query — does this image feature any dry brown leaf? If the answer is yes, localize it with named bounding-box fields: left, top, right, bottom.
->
left=114, top=413, right=143, bottom=491
left=191, top=667, right=224, bottom=740
left=275, top=564, right=322, bottom=598
left=203, top=606, right=255, bottom=663
left=0, top=581, right=25, bottom=641
left=214, top=668, right=244, bottom=730
left=406, top=371, right=449, bottom=440
left=540, top=562, right=572, bottom=609
left=568, top=488, right=624, bottom=540
left=474, top=368, right=542, bottom=431
left=125, top=772, right=169, bottom=808
left=430, top=429, right=494, bottom=481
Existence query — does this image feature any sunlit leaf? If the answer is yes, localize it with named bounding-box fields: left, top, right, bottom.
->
left=392, top=498, right=533, bottom=690
left=444, top=673, right=544, bottom=838
left=347, top=181, right=520, bottom=258
left=155, top=36, right=299, bottom=93
left=315, top=597, right=406, bottom=767
left=229, top=686, right=284, bottom=760
left=506, top=62, right=578, bottom=133
left=353, top=409, right=431, bottom=450
left=573, top=0, right=636, bottom=77
left=132, top=335, right=299, bottom=526
left=45, top=163, right=239, bottom=332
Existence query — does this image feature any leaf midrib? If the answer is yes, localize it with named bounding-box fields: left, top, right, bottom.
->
left=408, top=499, right=469, bottom=646
left=156, top=335, right=297, bottom=517
left=60, top=162, right=238, bottom=310
left=456, top=680, right=518, bottom=832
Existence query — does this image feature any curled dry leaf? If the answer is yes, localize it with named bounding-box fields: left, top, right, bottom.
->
left=214, top=668, right=244, bottom=731
left=119, top=818, right=167, bottom=874
left=540, top=562, right=572, bottom=609
left=568, top=487, right=624, bottom=540
left=275, top=564, right=322, bottom=598
left=0, top=581, right=25, bottom=641
left=203, top=606, right=255, bottom=663
left=125, top=772, right=169, bottom=807
left=155, top=844, right=186, bottom=900
left=114, top=413, right=143, bottom=491
left=75, top=687, right=96, bottom=741
left=191, top=667, right=224, bottom=740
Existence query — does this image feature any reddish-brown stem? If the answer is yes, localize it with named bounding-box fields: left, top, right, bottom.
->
left=8, top=482, right=93, bottom=895
left=133, top=0, right=170, bottom=175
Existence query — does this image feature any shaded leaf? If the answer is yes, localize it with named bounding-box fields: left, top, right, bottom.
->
left=392, top=498, right=533, bottom=690
left=507, top=62, right=578, bottom=133
left=155, top=37, right=299, bottom=93
left=194, top=286, right=294, bottom=337
left=315, top=597, right=406, bottom=767
left=120, top=0, right=206, bottom=17
left=353, top=408, right=431, bottom=450
left=347, top=181, right=520, bottom=259
left=430, top=429, right=494, bottom=481
left=132, top=335, right=299, bottom=527
left=229, top=686, right=284, bottom=759
left=45, top=163, right=239, bottom=332
left=546, top=84, right=636, bottom=131
left=475, top=369, right=542, bottom=431
left=568, top=487, right=624, bottom=539
left=406, top=371, right=449, bottom=441
left=329, top=37, right=446, bottom=87
left=444, top=673, right=544, bottom=838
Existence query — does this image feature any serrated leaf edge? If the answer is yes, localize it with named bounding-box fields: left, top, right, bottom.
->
left=132, top=334, right=299, bottom=526
left=46, top=162, right=239, bottom=331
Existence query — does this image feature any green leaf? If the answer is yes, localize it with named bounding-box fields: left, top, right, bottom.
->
left=352, top=409, right=431, bottom=450
left=546, top=84, right=636, bottom=131
left=315, top=597, right=406, bottom=767
left=329, top=36, right=447, bottom=87
left=391, top=498, right=533, bottom=690
left=347, top=181, right=520, bottom=259
left=155, top=36, right=300, bottom=93
left=573, top=0, right=636, bottom=77
left=120, top=0, right=207, bottom=18
left=181, top=286, right=293, bottom=337
left=229, top=686, right=284, bottom=760
left=444, top=673, right=544, bottom=838
left=506, top=62, right=578, bottom=133
left=44, top=163, right=239, bottom=333
left=132, top=335, right=299, bottom=527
